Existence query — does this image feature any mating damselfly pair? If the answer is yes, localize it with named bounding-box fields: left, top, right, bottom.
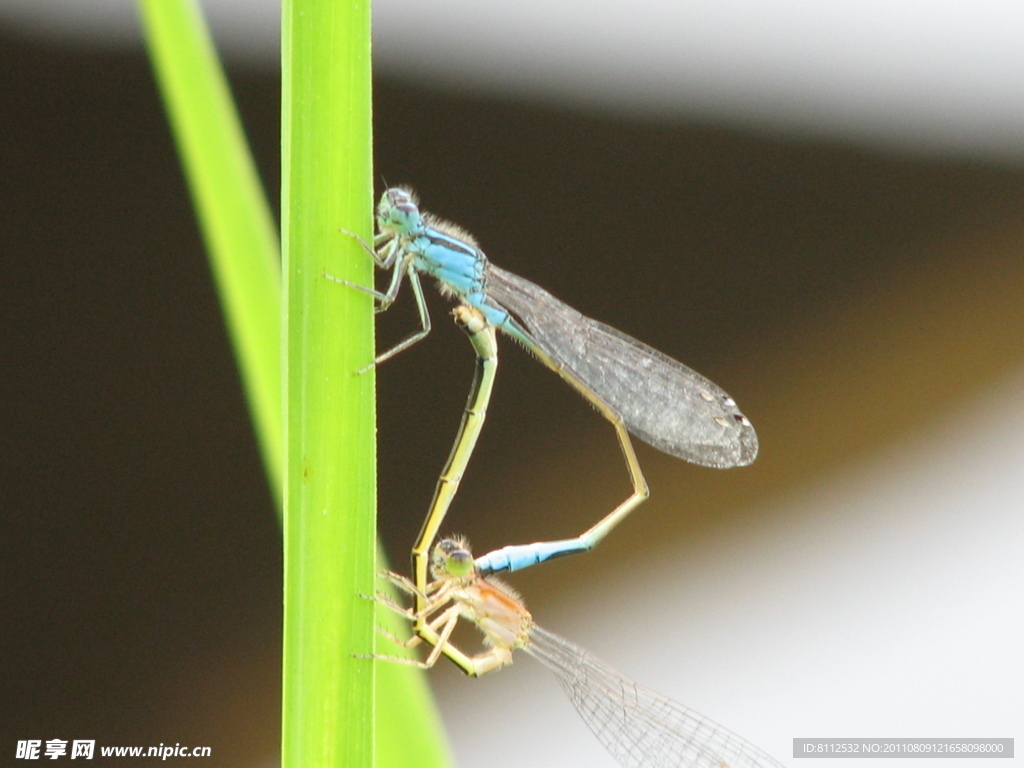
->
left=335, top=188, right=781, bottom=767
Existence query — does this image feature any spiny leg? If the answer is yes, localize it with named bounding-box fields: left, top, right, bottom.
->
left=323, top=229, right=400, bottom=303
left=368, top=601, right=460, bottom=668
left=370, top=586, right=511, bottom=676
left=360, top=268, right=433, bottom=371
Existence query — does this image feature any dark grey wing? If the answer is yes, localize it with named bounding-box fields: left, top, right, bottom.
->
left=485, top=264, right=757, bottom=468
left=525, top=626, right=785, bottom=768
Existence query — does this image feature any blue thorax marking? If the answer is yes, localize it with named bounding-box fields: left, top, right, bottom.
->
left=414, top=230, right=487, bottom=296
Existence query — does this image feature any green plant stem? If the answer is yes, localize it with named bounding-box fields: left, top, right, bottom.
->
left=138, top=0, right=283, bottom=498
left=142, top=0, right=450, bottom=764
left=280, top=1, right=377, bottom=766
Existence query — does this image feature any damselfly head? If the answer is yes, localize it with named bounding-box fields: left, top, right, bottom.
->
left=432, top=537, right=475, bottom=580
left=377, top=187, right=422, bottom=235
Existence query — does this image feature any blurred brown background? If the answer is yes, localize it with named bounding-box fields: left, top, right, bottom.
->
left=3, top=10, right=1023, bottom=768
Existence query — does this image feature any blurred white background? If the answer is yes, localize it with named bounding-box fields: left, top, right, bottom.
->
left=5, top=0, right=1024, bottom=160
